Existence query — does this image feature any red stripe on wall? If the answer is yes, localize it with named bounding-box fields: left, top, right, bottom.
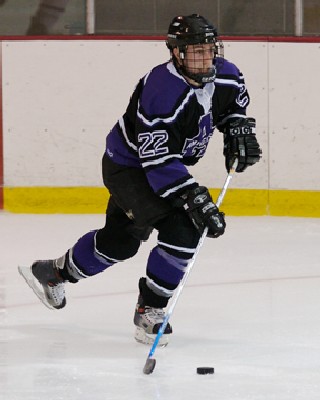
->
left=0, top=41, right=3, bottom=209
left=0, top=35, right=320, bottom=43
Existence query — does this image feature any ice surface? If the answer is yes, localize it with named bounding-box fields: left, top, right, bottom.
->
left=1, top=213, right=320, bottom=400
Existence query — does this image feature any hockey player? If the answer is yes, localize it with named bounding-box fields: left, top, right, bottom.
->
left=19, top=14, right=261, bottom=347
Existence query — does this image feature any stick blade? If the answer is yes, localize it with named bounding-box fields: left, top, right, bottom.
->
left=143, top=358, right=156, bottom=375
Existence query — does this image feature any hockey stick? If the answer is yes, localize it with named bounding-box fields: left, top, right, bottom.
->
left=143, top=158, right=238, bottom=375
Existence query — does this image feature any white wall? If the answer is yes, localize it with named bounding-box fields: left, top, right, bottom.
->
left=2, top=39, right=320, bottom=190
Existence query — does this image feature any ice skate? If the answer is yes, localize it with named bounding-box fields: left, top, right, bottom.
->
left=134, top=296, right=172, bottom=347
left=18, top=258, right=66, bottom=310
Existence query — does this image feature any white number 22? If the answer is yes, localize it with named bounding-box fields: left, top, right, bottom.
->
left=138, top=130, right=169, bottom=158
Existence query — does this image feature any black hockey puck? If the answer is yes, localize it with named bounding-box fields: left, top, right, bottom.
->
left=197, top=367, right=214, bottom=375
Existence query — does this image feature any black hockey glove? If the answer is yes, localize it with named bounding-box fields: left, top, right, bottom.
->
left=222, top=117, right=262, bottom=172
left=181, top=186, right=226, bottom=238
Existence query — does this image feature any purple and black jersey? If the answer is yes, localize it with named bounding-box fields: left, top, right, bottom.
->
left=106, top=59, right=249, bottom=201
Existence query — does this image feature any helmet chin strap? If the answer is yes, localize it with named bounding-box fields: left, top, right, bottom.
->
left=182, top=64, right=216, bottom=84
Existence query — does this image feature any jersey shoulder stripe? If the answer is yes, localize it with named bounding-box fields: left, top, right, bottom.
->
left=217, top=58, right=241, bottom=77
left=138, top=62, right=194, bottom=126
left=215, top=59, right=243, bottom=88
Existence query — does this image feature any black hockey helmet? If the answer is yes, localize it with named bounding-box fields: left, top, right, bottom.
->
left=166, top=14, right=223, bottom=83
left=167, top=14, right=217, bottom=49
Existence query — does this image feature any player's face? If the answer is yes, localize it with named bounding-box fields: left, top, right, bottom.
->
left=184, top=43, right=215, bottom=75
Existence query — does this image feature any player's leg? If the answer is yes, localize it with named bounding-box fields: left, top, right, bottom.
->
left=19, top=196, right=142, bottom=310
left=101, top=155, right=182, bottom=345
left=68, top=196, right=144, bottom=279
left=134, top=209, right=201, bottom=346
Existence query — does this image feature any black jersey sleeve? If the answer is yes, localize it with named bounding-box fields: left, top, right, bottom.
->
left=213, top=59, right=250, bottom=130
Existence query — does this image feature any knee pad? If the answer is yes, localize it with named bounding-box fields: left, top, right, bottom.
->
left=95, top=225, right=141, bottom=261
left=126, top=224, right=153, bottom=241
left=155, top=210, right=200, bottom=259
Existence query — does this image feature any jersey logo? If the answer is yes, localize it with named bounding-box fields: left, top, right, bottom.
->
left=236, top=83, right=249, bottom=108
left=138, top=130, right=169, bottom=158
left=182, top=113, right=213, bottom=158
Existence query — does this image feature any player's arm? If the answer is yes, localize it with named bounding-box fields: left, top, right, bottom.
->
left=216, top=66, right=262, bottom=172
left=137, top=125, right=197, bottom=198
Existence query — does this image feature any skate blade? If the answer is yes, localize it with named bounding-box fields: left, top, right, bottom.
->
left=18, top=265, right=55, bottom=310
left=134, top=327, right=169, bottom=348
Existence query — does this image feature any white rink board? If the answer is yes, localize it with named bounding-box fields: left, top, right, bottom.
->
left=2, top=40, right=170, bottom=187
left=268, top=42, right=320, bottom=190
left=2, top=39, right=320, bottom=190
